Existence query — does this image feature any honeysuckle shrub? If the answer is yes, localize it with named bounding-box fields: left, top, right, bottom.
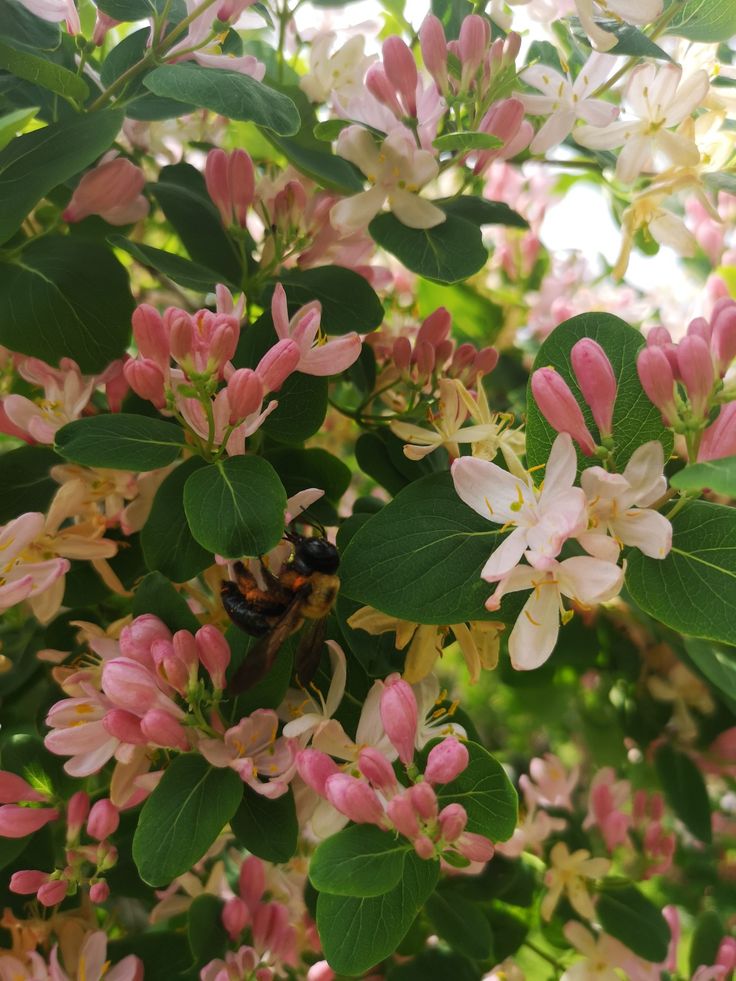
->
left=0, top=0, right=735, bottom=978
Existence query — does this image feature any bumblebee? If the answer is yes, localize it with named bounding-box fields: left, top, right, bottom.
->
left=222, top=531, right=340, bottom=694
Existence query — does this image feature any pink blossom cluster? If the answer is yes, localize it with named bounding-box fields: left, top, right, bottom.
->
left=0, top=929, right=142, bottom=981
left=497, top=753, right=578, bottom=858
left=637, top=299, right=736, bottom=460
left=297, top=676, right=494, bottom=864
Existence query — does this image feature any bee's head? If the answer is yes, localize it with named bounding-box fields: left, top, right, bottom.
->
left=292, top=535, right=340, bottom=575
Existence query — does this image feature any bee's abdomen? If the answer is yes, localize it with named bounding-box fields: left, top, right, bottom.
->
left=221, top=581, right=273, bottom=636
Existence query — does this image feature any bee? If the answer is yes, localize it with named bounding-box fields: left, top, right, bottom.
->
left=222, top=530, right=340, bottom=695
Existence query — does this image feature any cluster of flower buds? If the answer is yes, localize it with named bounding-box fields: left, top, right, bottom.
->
left=420, top=15, right=520, bottom=101
left=7, top=789, right=120, bottom=907
left=63, top=154, right=149, bottom=226
left=297, top=676, right=495, bottom=865
left=0, top=770, right=59, bottom=839
left=205, top=148, right=256, bottom=229
left=532, top=337, right=618, bottom=455
left=366, top=37, right=420, bottom=122
left=637, top=300, right=736, bottom=459
left=220, top=856, right=297, bottom=970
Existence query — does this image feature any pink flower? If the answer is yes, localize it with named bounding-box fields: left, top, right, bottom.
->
left=86, top=799, right=119, bottom=841
left=63, top=156, right=149, bottom=225
left=271, top=284, right=361, bottom=377
left=45, top=685, right=121, bottom=777
left=423, top=737, right=469, bottom=785
left=570, top=338, right=617, bottom=438
left=472, top=98, right=534, bottom=175
left=0, top=767, right=59, bottom=838
left=531, top=367, right=597, bottom=454
left=698, top=403, right=736, bottom=462
left=0, top=513, right=69, bottom=618
left=198, top=710, right=295, bottom=797
left=205, top=148, right=255, bottom=228
left=380, top=674, right=419, bottom=764
left=520, top=753, right=579, bottom=811
left=583, top=767, right=632, bottom=851
left=1, top=357, right=98, bottom=443
left=17, top=0, right=80, bottom=33
left=324, top=773, right=385, bottom=825
left=50, top=930, right=142, bottom=981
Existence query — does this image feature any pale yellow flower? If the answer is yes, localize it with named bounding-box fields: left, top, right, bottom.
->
left=541, top=841, right=610, bottom=922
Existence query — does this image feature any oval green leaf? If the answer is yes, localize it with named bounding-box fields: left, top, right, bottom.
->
left=654, top=742, right=712, bottom=844
left=230, top=785, right=298, bottom=864
left=596, top=882, right=671, bottom=962
left=310, top=825, right=410, bottom=897
left=0, top=41, right=88, bottom=101
left=56, top=414, right=186, bottom=470
left=670, top=456, right=736, bottom=497
left=271, top=265, right=384, bottom=335
left=0, top=445, right=60, bottom=523
left=183, top=455, right=287, bottom=558
left=369, top=211, right=488, bottom=284
left=666, top=0, right=736, bottom=42
left=109, top=235, right=233, bottom=293
left=433, top=131, right=503, bottom=152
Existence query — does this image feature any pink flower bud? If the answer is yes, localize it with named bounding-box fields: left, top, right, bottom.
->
left=123, top=358, right=166, bottom=410
left=325, top=774, right=385, bottom=825
left=151, top=638, right=189, bottom=694
left=646, top=326, right=673, bottom=347
left=420, top=15, right=448, bottom=91
left=531, top=367, right=597, bottom=455
left=90, top=880, right=110, bottom=903
left=0, top=771, right=45, bottom=804
left=450, top=343, right=475, bottom=378
left=474, top=347, right=499, bottom=378
left=10, top=869, right=48, bottom=894
left=141, top=709, right=189, bottom=751
left=438, top=802, right=468, bottom=842
left=711, top=299, right=736, bottom=375
left=132, top=304, right=169, bottom=368
left=413, top=834, right=435, bottom=859
left=228, top=149, right=256, bottom=227
left=307, top=962, right=335, bottom=981
left=66, top=791, right=90, bottom=835
left=239, top=854, right=266, bottom=909
left=0, top=804, right=59, bottom=837
left=173, top=630, right=199, bottom=673
left=87, top=799, right=119, bottom=841
left=358, top=748, right=398, bottom=792
left=698, top=403, right=736, bottom=462
left=37, top=879, right=69, bottom=907
left=168, top=313, right=195, bottom=368
left=253, top=902, right=290, bottom=958
left=365, top=65, right=403, bottom=118
left=393, top=336, right=412, bottom=372
left=102, top=708, right=146, bottom=744
left=380, top=674, right=418, bottom=765
left=716, top=936, right=736, bottom=971
left=570, top=338, right=617, bottom=437
left=637, top=346, right=679, bottom=425
left=687, top=316, right=712, bottom=344
left=205, top=149, right=233, bottom=227
left=386, top=793, right=420, bottom=838
left=92, top=10, right=119, bottom=45
left=456, top=831, right=494, bottom=863
left=223, top=896, right=250, bottom=939
left=227, top=369, right=264, bottom=424
left=677, top=334, right=714, bottom=418
left=434, top=339, right=454, bottom=367
left=296, top=749, right=340, bottom=796
left=208, top=321, right=239, bottom=375
left=196, top=625, right=231, bottom=689
left=103, top=357, right=129, bottom=412
left=413, top=340, right=435, bottom=381
left=459, top=15, right=488, bottom=85
left=63, top=156, right=148, bottom=226
left=256, top=338, right=300, bottom=392
left=424, top=738, right=469, bottom=785
left=407, top=782, right=438, bottom=821
left=102, top=658, right=163, bottom=713
left=120, top=615, right=171, bottom=663
left=382, top=37, right=418, bottom=116
left=416, top=307, right=452, bottom=347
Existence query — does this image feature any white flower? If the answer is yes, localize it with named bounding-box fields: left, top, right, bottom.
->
left=575, top=63, right=710, bottom=182
left=331, top=127, right=445, bottom=233
left=300, top=33, right=375, bottom=104
left=561, top=922, right=631, bottom=981
left=574, top=0, right=663, bottom=52
left=281, top=641, right=347, bottom=743
left=519, top=53, right=618, bottom=154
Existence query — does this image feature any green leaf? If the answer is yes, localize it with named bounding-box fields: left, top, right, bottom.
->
left=682, top=637, right=736, bottom=712
left=272, top=265, right=384, bottom=334
left=596, top=882, right=671, bottom=962
left=0, top=40, right=88, bottom=101
left=0, top=106, right=38, bottom=152
left=188, top=894, right=228, bottom=967
left=0, top=0, right=60, bottom=50
left=526, top=312, right=673, bottom=473
left=387, top=950, right=478, bottom=981
left=133, top=754, right=243, bottom=886
left=310, top=825, right=410, bottom=898
left=132, top=571, right=201, bottom=633
left=654, top=742, right=712, bottom=844
left=433, top=131, right=504, bottom=152
left=670, top=456, right=736, bottom=496
left=143, top=64, right=300, bottom=134
left=316, top=851, right=440, bottom=975
left=265, top=447, right=351, bottom=507
left=0, top=237, right=134, bottom=372
left=425, top=886, right=494, bottom=959
left=665, top=0, right=736, bottom=42
left=341, top=472, right=500, bottom=623
left=230, top=785, right=298, bottom=863
left=439, top=195, right=528, bottom=228
left=626, top=501, right=736, bottom=646
left=313, top=119, right=352, bottom=141
left=183, top=456, right=286, bottom=558
left=141, top=458, right=214, bottom=582
left=689, top=910, right=725, bottom=977
left=264, top=371, right=328, bottom=444
left=369, top=211, right=487, bottom=284
left=153, top=163, right=242, bottom=283
left=426, top=740, right=518, bottom=842
left=0, top=446, right=60, bottom=524
left=431, top=0, right=472, bottom=38
left=109, top=235, right=234, bottom=292
left=107, top=933, right=193, bottom=981
left=56, top=414, right=185, bottom=470
left=0, top=109, right=123, bottom=245
left=97, top=0, right=158, bottom=19
left=574, top=20, right=671, bottom=59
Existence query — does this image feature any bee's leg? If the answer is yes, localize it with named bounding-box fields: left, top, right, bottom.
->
left=221, top=581, right=271, bottom=636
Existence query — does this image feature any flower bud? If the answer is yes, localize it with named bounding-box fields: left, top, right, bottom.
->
left=123, top=359, right=166, bottom=410
left=382, top=37, right=418, bottom=116
left=474, top=347, right=499, bottom=377
left=102, top=658, right=163, bottom=714
left=256, top=339, right=300, bottom=393
left=438, top=802, right=468, bottom=842
left=358, top=748, right=398, bottom=793
left=89, top=880, right=110, bottom=903
left=222, top=896, right=250, bottom=939
left=63, top=156, right=148, bottom=226
left=141, top=709, right=189, bottom=751
left=530, top=367, right=597, bottom=455
left=10, top=869, right=48, bottom=894
left=92, top=10, right=119, bottom=45
left=66, top=791, right=90, bottom=837
left=173, top=630, right=199, bottom=674
left=687, top=316, right=712, bottom=344
left=380, top=674, right=418, bottom=765
left=196, top=625, right=231, bottom=690
left=413, top=834, right=435, bottom=859
left=132, top=304, right=169, bottom=368
left=408, top=782, right=438, bottom=821
left=102, top=708, right=146, bottom=744
left=386, top=793, right=420, bottom=838
left=698, top=403, right=736, bottom=462
left=0, top=771, right=45, bottom=804
left=393, top=336, right=412, bottom=372
left=677, top=334, right=714, bottom=418
left=168, top=313, right=195, bottom=368
left=416, top=307, right=452, bottom=347
left=420, top=15, right=448, bottom=91
left=365, top=65, right=403, bottom=118
left=239, top=854, right=266, bottom=909
left=459, top=15, right=488, bottom=85
left=325, top=774, right=385, bottom=825
left=457, top=831, right=494, bottom=863
left=87, top=799, right=119, bottom=841
left=0, top=804, right=59, bottom=837
left=646, top=325, right=673, bottom=347
left=570, top=338, right=617, bottom=437
left=710, top=299, right=736, bottom=376
left=205, top=148, right=233, bottom=227
left=119, top=615, right=171, bottom=663
left=227, top=369, right=264, bottom=424
left=37, top=878, right=69, bottom=907
left=413, top=340, right=435, bottom=381
left=424, top=737, right=469, bottom=785
left=637, top=346, right=679, bottom=425
left=296, top=749, right=340, bottom=796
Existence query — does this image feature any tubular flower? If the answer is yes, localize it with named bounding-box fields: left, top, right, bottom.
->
left=271, top=284, right=361, bottom=376
left=0, top=513, right=69, bottom=620
left=197, top=709, right=296, bottom=798
left=541, top=841, right=611, bottom=921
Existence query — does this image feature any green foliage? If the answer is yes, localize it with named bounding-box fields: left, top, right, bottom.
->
left=596, top=882, right=672, bottom=962
left=425, top=884, right=494, bottom=959
left=433, top=132, right=503, bottom=151
left=109, top=236, right=232, bottom=293
left=0, top=237, right=134, bottom=372
left=369, top=211, right=488, bottom=284
left=309, top=825, right=410, bottom=897
left=670, top=456, right=736, bottom=496
left=188, top=894, right=228, bottom=968
left=183, top=455, right=287, bottom=558
left=682, top=637, right=736, bottom=712
left=56, top=414, right=185, bottom=470
left=132, top=571, right=201, bottom=633
left=133, top=754, right=243, bottom=886
left=0, top=445, right=60, bottom=523
left=230, top=785, right=298, bottom=863
left=271, top=265, right=384, bottom=334
left=654, top=743, right=712, bottom=844
left=626, top=501, right=736, bottom=646
left=665, top=0, right=736, bottom=42
left=689, top=910, right=725, bottom=976
left=0, top=40, right=88, bottom=101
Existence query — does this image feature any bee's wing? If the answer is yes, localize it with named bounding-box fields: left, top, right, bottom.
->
left=227, top=584, right=311, bottom=695
left=294, top=615, right=329, bottom=689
